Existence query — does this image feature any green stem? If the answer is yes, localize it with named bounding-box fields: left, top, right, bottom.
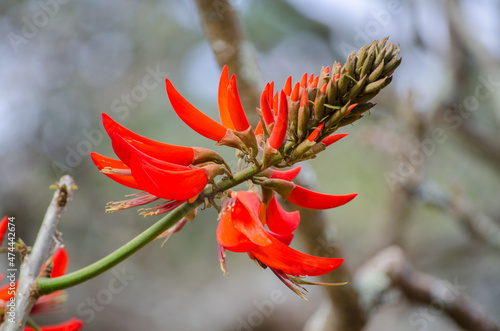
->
left=37, top=200, right=198, bottom=294
left=25, top=318, right=41, bottom=331
left=37, top=164, right=265, bottom=294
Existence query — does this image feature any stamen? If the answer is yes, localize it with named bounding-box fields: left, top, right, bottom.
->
left=100, top=167, right=132, bottom=176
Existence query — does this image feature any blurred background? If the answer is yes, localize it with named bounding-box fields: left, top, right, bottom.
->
left=1, top=0, right=499, bottom=330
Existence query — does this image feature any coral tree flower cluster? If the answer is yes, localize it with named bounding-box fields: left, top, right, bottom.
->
left=92, top=38, right=400, bottom=298
left=0, top=217, right=83, bottom=331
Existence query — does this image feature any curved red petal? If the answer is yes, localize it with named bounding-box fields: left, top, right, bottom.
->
left=102, top=113, right=195, bottom=166
left=270, top=166, right=302, bottom=181
left=255, top=121, right=264, bottom=135
left=260, top=83, right=275, bottom=126
left=217, top=204, right=258, bottom=253
left=50, top=247, right=68, bottom=278
left=166, top=79, right=227, bottom=141
left=0, top=216, right=8, bottom=244
left=283, top=76, right=292, bottom=96
left=307, top=122, right=325, bottom=142
left=235, top=191, right=262, bottom=216
left=291, top=82, right=300, bottom=102
left=129, top=152, right=207, bottom=201
left=227, top=76, right=250, bottom=131
left=90, top=152, right=140, bottom=190
left=268, top=231, right=294, bottom=246
left=251, top=235, right=343, bottom=276
left=272, top=91, right=279, bottom=115
left=231, top=192, right=271, bottom=246
left=308, top=73, right=315, bottom=86
left=266, top=196, right=300, bottom=235
left=218, top=66, right=235, bottom=130
left=287, top=185, right=357, bottom=210
left=311, top=76, right=319, bottom=89
left=322, top=133, right=348, bottom=147
left=111, top=134, right=189, bottom=172
left=268, top=90, right=289, bottom=149
left=300, top=73, right=307, bottom=88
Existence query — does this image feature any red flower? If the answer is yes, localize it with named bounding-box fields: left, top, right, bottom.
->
left=91, top=114, right=227, bottom=215
left=216, top=192, right=345, bottom=298
left=0, top=217, right=83, bottom=330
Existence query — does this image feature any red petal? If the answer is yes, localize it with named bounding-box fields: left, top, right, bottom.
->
left=260, top=83, right=275, bottom=126
left=0, top=216, right=8, bottom=244
left=283, top=76, right=292, bottom=96
left=300, top=88, right=308, bottom=107
left=308, top=73, right=314, bottom=85
left=251, top=235, right=343, bottom=276
left=300, top=73, right=307, bottom=88
left=287, top=185, right=357, bottom=210
left=307, top=122, right=325, bottom=142
left=102, top=113, right=195, bottom=166
left=111, top=134, right=189, bottom=172
left=268, top=231, right=294, bottom=246
left=270, top=166, right=302, bottom=181
left=232, top=192, right=271, bottom=246
left=255, top=121, right=264, bottom=135
left=166, top=79, right=227, bottom=141
left=51, top=247, right=68, bottom=278
left=266, top=196, right=300, bottom=235
left=322, top=133, right=348, bottom=147
left=235, top=191, right=262, bottom=216
left=217, top=198, right=259, bottom=253
left=311, top=76, right=319, bottom=89
left=291, top=82, right=300, bottom=102
left=0, top=281, right=16, bottom=301
left=272, top=91, right=279, bottom=115
left=227, top=76, right=250, bottom=131
left=320, top=83, right=327, bottom=95
left=268, top=90, right=289, bottom=149
left=218, top=66, right=235, bottom=130
left=129, top=151, right=207, bottom=201
left=90, top=152, right=140, bottom=190
left=268, top=82, right=274, bottom=101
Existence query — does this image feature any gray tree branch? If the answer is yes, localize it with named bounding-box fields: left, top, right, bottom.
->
left=2, top=175, right=75, bottom=331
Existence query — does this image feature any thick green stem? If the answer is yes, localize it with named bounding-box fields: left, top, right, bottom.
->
left=37, top=163, right=266, bottom=294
